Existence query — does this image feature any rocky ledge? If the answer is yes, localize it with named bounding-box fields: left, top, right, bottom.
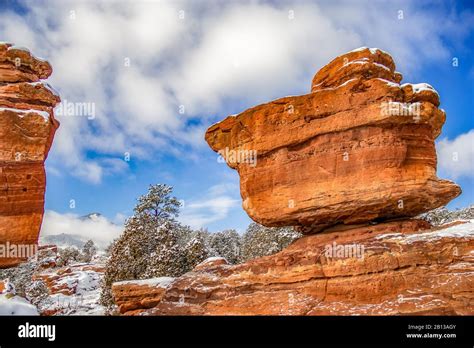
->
left=112, top=220, right=473, bottom=315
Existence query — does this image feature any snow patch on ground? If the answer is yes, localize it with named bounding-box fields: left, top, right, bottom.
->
left=37, top=263, right=106, bottom=315
left=0, top=294, right=38, bottom=315
left=202, top=256, right=227, bottom=262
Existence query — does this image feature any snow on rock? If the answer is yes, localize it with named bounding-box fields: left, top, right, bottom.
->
left=373, top=62, right=391, bottom=71
left=0, top=294, right=39, bottom=315
left=114, top=277, right=175, bottom=288
left=34, top=263, right=106, bottom=315
left=348, top=47, right=390, bottom=56
left=343, top=60, right=368, bottom=66
left=193, top=256, right=229, bottom=271
left=112, top=277, right=176, bottom=315
left=8, top=45, right=31, bottom=53
left=402, top=82, right=439, bottom=97
left=341, top=59, right=390, bottom=72
left=112, top=219, right=474, bottom=315
left=202, top=256, right=227, bottom=263
left=7, top=45, right=48, bottom=64
left=374, top=78, right=401, bottom=87
left=377, top=220, right=474, bottom=244
left=30, top=81, right=61, bottom=97
left=0, top=106, right=50, bottom=122
left=338, top=55, right=391, bottom=73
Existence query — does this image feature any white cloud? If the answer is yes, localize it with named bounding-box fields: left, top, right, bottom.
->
left=40, top=210, right=124, bottom=249
left=437, top=129, right=474, bottom=179
left=178, top=183, right=239, bottom=229
left=1, top=0, right=472, bottom=183
left=170, top=3, right=359, bottom=114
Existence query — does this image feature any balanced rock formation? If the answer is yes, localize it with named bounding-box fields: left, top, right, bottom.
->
left=205, top=47, right=460, bottom=232
left=111, top=48, right=471, bottom=316
left=112, top=220, right=474, bottom=315
left=0, top=43, right=60, bottom=268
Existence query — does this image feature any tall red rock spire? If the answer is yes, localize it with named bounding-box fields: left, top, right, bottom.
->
left=0, top=43, right=60, bottom=268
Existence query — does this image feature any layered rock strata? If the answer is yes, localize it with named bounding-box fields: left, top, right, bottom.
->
left=0, top=43, right=60, bottom=267
left=113, top=220, right=474, bottom=315
left=205, top=47, right=461, bottom=232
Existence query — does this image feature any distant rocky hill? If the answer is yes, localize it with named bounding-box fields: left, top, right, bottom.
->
left=40, top=234, right=87, bottom=249
left=40, top=212, right=108, bottom=249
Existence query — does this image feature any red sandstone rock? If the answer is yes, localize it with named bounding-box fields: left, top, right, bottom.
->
left=34, top=262, right=105, bottom=315
left=112, top=220, right=474, bottom=315
left=205, top=47, right=460, bottom=232
left=193, top=257, right=228, bottom=271
left=34, top=264, right=105, bottom=296
left=112, top=277, right=175, bottom=315
left=0, top=43, right=60, bottom=268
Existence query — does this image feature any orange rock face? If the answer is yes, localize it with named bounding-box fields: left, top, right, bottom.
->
left=112, top=277, right=175, bottom=315
left=0, top=43, right=60, bottom=268
left=112, top=220, right=474, bottom=315
left=205, top=48, right=461, bottom=232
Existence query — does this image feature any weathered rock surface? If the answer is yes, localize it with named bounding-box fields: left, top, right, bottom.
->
left=112, top=277, right=175, bottom=315
left=112, top=220, right=474, bottom=315
left=0, top=43, right=60, bottom=268
left=33, top=262, right=105, bottom=316
left=205, top=47, right=460, bottom=231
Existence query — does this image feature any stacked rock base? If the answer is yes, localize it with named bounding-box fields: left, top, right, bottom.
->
left=112, top=220, right=474, bottom=315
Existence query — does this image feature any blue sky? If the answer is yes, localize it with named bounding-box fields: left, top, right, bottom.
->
left=1, top=0, right=473, bottom=242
